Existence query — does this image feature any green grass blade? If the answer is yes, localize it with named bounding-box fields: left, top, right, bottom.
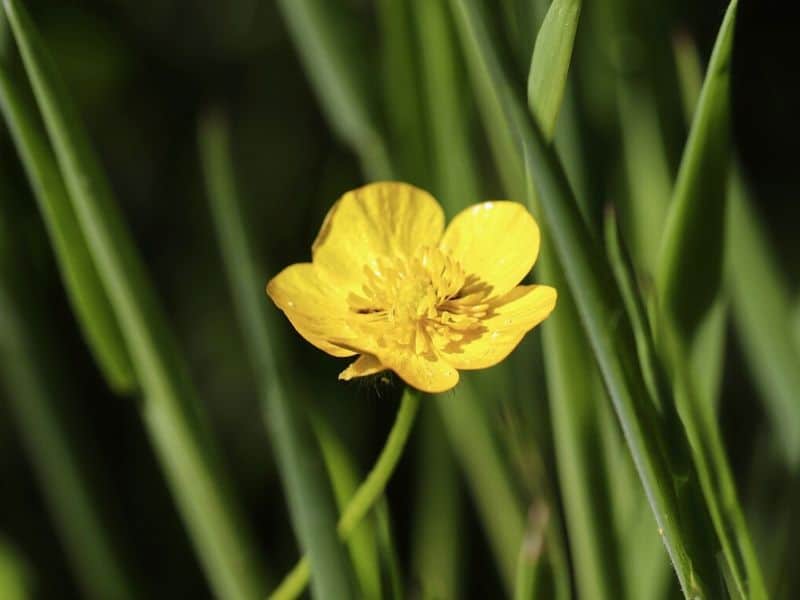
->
left=656, top=3, right=767, bottom=597
left=527, top=0, right=581, bottom=140
left=411, top=403, right=462, bottom=600
left=377, top=0, right=430, bottom=186
left=1, top=3, right=268, bottom=597
left=0, top=538, right=30, bottom=600
left=513, top=501, right=548, bottom=600
left=448, top=0, right=727, bottom=595
left=728, top=178, right=800, bottom=467
left=437, top=381, right=523, bottom=593
left=313, top=418, right=382, bottom=600
left=412, top=0, right=480, bottom=216
left=275, top=0, right=392, bottom=180
left=0, top=220, right=139, bottom=600
left=198, top=111, right=357, bottom=600
left=0, top=66, right=134, bottom=394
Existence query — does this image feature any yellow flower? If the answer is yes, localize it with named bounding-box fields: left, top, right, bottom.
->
left=266, top=182, right=557, bottom=393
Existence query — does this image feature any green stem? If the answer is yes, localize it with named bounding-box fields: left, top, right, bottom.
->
left=269, top=388, right=422, bottom=600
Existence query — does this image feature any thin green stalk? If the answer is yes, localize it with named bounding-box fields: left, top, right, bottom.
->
left=0, top=221, right=139, bottom=600
left=270, top=388, right=422, bottom=600
left=1, top=3, right=267, bottom=598
left=198, top=110, right=357, bottom=599
left=0, top=65, right=134, bottom=394
left=275, top=0, right=392, bottom=180
left=512, top=501, right=548, bottom=600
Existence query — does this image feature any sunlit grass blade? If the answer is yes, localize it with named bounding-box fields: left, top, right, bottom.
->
left=411, top=403, right=462, bottom=600
left=411, top=0, right=480, bottom=216
left=656, top=2, right=767, bottom=597
left=527, top=0, right=580, bottom=140
left=1, top=2, right=267, bottom=597
left=512, top=500, right=548, bottom=600
left=275, top=0, right=392, bottom=180
left=448, top=0, right=725, bottom=595
left=198, top=110, right=357, bottom=600
left=0, top=215, right=139, bottom=600
left=0, top=66, right=134, bottom=393
left=0, top=537, right=30, bottom=600
left=673, top=30, right=800, bottom=470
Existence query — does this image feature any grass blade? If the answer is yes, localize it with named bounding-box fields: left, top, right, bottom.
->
left=0, top=537, right=30, bottom=600
left=657, top=3, right=767, bottom=597
left=198, top=111, right=357, bottom=600
left=275, top=0, right=392, bottom=180
left=527, top=0, right=581, bottom=140
left=0, top=214, right=139, bottom=600
left=0, top=66, right=134, bottom=393
left=412, top=0, right=480, bottom=216
left=1, top=2, right=267, bottom=597
left=448, top=0, right=726, bottom=595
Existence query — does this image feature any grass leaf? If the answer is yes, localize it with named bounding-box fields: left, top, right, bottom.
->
left=527, top=0, right=581, bottom=140
left=198, top=111, right=357, bottom=600
left=1, top=2, right=267, bottom=597
left=275, top=0, right=392, bottom=180
left=0, top=66, right=134, bottom=393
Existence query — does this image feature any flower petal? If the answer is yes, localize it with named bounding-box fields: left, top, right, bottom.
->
left=339, top=354, right=386, bottom=380
left=440, top=285, right=557, bottom=369
left=439, top=201, right=540, bottom=297
left=312, top=182, right=445, bottom=293
left=266, top=263, right=358, bottom=357
left=379, top=348, right=459, bottom=394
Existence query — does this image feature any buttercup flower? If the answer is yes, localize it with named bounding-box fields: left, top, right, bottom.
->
left=267, top=182, right=557, bottom=393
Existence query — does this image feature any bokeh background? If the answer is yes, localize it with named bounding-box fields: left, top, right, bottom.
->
left=0, top=0, right=797, bottom=597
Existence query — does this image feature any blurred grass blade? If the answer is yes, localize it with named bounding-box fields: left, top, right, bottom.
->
left=412, top=403, right=462, bottom=600
left=412, top=0, right=480, bottom=216
left=448, top=0, right=727, bottom=595
left=728, top=178, right=800, bottom=467
left=313, top=418, right=382, bottom=600
left=1, top=2, right=268, bottom=598
left=437, top=381, right=523, bottom=593
left=656, top=3, right=767, bottom=597
left=275, top=0, right=392, bottom=180
left=512, top=501, right=548, bottom=600
left=0, top=218, right=139, bottom=600
left=673, top=31, right=800, bottom=470
left=0, top=537, right=30, bottom=600
left=0, top=66, right=134, bottom=394
left=377, top=0, right=430, bottom=186
left=527, top=0, right=581, bottom=140
left=198, top=111, right=357, bottom=600
left=527, top=4, right=626, bottom=598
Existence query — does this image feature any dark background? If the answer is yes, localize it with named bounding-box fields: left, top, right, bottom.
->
left=0, top=1, right=797, bottom=597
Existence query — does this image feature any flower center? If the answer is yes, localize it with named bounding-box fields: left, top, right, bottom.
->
left=348, top=247, right=491, bottom=355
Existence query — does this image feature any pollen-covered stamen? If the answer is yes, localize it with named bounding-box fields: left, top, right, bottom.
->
left=347, top=246, right=492, bottom=353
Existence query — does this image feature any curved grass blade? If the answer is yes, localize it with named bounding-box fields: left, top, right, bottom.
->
left=198, top=110, right=357, bottom=600
left=1, top=2, right=268, bottom=597
left=0, top=66, right=134, bottom=394
left=275, top=0, right=392, bottom=180
left=448, top=0, right=726, bottom=595
left=656, top=3, right=767, bottom=597
left=527, top=0, right=581, bottom=140
left=0, top=213, right=139, bottom=600
left=0, top=537, right=30, bottom=600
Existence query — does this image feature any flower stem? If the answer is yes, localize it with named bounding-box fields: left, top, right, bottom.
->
left=269, top=387, right=422, bottom=600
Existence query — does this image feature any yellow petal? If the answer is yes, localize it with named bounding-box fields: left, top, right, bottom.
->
left=439, top=201, right=540, bottom=297
left=440, top=285, right=557, bottom=370
left=312, top=182, right=445, bottom=293
left=266, top=263, right=357, bottom=357
left=379, top=348, right=459, bottom=394
left=339, top=354, right=386, bottom=380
